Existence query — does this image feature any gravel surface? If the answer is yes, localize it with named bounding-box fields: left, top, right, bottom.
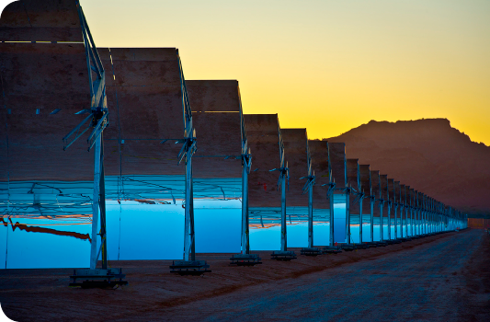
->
left=1, top=229, right=488, bottom=321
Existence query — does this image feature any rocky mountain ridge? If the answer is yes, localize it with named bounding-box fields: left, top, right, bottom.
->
left=326, top=119, right=490, bottom=217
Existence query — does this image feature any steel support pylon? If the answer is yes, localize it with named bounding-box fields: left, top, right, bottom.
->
left=394, top=204, right=398, bottom=239
left=379, top=201, right=384, bottom=241
left=241, top=156, right=250, bottom=254
left=280, top=169, right=287, bottom=251
left=359, top=198, right=363, bottom=244
left=329, top=192, right=335, bottom=246
left=346, top=193, right=350, bottom=244
left=89, top=135, right=101, bottom=270
left=370, top=197, right=374, bottom=242
left=89, top=132, right=108, bottom=270
left=183, top=147, right=195, bottom=261
left=307, top=186, right=314, bottom=248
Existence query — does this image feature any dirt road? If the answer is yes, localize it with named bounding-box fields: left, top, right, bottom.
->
left=1, top=229, right=489, bottom=321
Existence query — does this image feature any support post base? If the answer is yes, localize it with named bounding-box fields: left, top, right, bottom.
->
left=69, top=268, right=127, bottom=288
left=230, top=254, right=262, bottom=266
left=271, top=251, right=297, bottom=261
left=341, top=244, right=357, bottom=251
left=322, top=246, right=343, bottom=254
left=170, top=260, right=211, bottom=275
left=300, top=247, right=322, bottom=256
left=356, top=243, right=370, bottom=249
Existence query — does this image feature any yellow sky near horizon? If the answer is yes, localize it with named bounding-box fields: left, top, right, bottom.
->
left=82, top=0, right=490, bottom=145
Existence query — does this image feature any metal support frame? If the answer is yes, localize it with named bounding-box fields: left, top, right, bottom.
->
left=89, top=134, right=108, bottom=270
left=62, top=2, right=109, bottom=273
left=270, top=151, right=295, bottom=260
left=182, top=145, right=195, bottom=261
left=300, top=145, right=316, bottom=249
left=176, top=52, right=197, bottom=262
left=239, top=96, right=250, bottom=254
left=301, top=169, right=315, bottom=248
left=271, top=135, right=289, bottom=252
left=241, top=151, right=251, bottom=254
left=231, top=100, right=261, bottom=265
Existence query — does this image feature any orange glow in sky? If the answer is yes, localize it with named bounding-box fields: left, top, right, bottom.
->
left=83, top=0, right=490, bottom=145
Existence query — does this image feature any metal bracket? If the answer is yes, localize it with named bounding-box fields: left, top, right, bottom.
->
left=270, top=163, right=289, bottom=191
left=242, top=147, right=252, bottom=174
left=323, top=182, right=336, bottom=198
left=64, top=3, right=108, bottom=151
left=300, top=175, right=316, bottom=194
left=177, top=132, right=197, bottom=164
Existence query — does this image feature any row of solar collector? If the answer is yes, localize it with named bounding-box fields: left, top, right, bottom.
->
left=0, top=0, right=467, bottom=281
left=1, top=46, right=467, bottom=240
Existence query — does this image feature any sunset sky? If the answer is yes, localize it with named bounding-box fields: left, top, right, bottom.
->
left=82, top=0, right=490, bottom=145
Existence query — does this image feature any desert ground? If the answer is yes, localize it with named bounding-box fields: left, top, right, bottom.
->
left=1, top=229, right=489, bottom=322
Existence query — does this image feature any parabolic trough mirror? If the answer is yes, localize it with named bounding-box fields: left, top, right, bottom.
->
left=0, top=0, right=466, bottom=271
left=1, top=0, right=97, bottom=269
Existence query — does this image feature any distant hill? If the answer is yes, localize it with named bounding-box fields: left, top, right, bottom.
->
left=326, top=119, right=490, bottom=217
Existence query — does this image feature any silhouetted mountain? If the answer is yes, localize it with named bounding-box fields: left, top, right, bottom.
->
left=327, top=119, right=490, bottom=217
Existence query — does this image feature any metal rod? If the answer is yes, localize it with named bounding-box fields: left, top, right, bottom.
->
left=62, top=113, right=92, bottom=143
left=81, top=11, right=103, bottom=77
left=77, top=3, right=94, bottom=98
left=87, top=112, right=109, bottom=144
